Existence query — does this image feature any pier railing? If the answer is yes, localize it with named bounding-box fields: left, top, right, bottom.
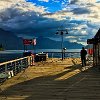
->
left=43, top=52, right=80, bottom=58
left=0, top=56, right=34, bottom=79
left=0, top=52, right=80, bottom=73
left=0, top=51, right=93, bottom=80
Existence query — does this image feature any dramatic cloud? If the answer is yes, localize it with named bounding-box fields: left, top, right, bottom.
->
left=0, top=0, right=47, bottom=29
left=0, top=0, right=100, bottom=45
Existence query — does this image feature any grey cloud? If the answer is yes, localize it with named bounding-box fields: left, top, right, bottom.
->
left=70, top=0, right=79, bottom=4
left=70, top=0, right=96, bottom=5
left=0, top=7, right=24, bottom=22
left=71, top=8, right=91, bottom=14
left=0, top=6, right=48, bottom=30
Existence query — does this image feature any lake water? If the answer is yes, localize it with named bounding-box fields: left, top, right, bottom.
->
left=0, top=49, right=81, bottom=63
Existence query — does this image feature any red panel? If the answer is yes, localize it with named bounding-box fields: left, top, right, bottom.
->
left=88, top=48, right=93, bottom=55
left=23, top=39, right=32, bottom=45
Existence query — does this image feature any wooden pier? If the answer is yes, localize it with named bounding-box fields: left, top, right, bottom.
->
left=0, top=57, right=100, bottom=100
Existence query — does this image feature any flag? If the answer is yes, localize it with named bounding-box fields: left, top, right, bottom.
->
left=32, top=38, right=36, bottom=45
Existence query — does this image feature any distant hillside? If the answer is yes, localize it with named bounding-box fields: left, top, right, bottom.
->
left=0, top=44, right=4, bottom=51
left=34, top=37, right=84, bottom=49
left=0, top=28, right=84, bottom=50
left=0, top=28, right=23, bottom=50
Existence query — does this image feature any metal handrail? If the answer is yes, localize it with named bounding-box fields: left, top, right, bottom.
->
left=0, top=56, right=34, bottom=77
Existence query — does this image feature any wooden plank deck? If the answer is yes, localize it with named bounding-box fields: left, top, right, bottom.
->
left=0, top=58, right=100, bottom=100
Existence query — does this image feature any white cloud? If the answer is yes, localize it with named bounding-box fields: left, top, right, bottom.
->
left=38, top=0, right=49, bottom=2
left=65, top=36, right=77, bottom=39
left=69, top=39, right=77, bottom=42
left=77, top=42, right=87, bottom=45
left=0, top=0, right=46, bottom=13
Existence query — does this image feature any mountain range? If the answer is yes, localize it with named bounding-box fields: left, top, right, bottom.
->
left=0, top=28, right=23, bottom=50
left=0, top=28, right=84, bottom=50
left=35, top=37, right=84, bottom=49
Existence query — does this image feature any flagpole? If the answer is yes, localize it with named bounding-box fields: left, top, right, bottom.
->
left=33, top=44, right=34, bottom=53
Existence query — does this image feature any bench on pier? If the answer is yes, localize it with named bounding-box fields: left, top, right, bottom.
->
left=0, top=72, right=9, bottom=83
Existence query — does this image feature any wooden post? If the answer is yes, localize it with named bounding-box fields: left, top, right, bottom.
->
left=20, top=60, right=23, bottom=71
left=51, top=53, right=53, bottom=59
left=5, top=64, right=7, bottom=72
left=14, top=62, right=17, bottom=75
left=26, top=58, right=28, bottom=67
left=28, top=56, right=30, bottom=66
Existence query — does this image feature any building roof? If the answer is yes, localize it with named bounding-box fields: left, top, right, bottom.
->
left=94, top=28, right=100, bottom=38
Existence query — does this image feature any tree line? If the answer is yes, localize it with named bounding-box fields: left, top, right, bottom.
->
left=0, top=44, right=4, bottom=50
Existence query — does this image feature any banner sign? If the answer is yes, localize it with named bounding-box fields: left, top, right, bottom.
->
left=23, top=39, right=36, bottom=45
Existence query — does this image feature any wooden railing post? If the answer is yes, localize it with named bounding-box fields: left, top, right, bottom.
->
left=28, top=56, right=31, bottom=66
left=14, top=61, right=17, bottom=75
left=20, top=60, right=23, bottom=71
left=51, top=53, right=53, bottom=59
left=26, top=58, right=28, bottom=67
left=5, top=64, right=7, bottom=72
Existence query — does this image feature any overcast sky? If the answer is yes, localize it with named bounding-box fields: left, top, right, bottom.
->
left=0, top=0, right=100, bottom=45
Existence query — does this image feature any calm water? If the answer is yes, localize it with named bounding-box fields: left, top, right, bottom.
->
left=0, top=49, right=81, bottom=63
